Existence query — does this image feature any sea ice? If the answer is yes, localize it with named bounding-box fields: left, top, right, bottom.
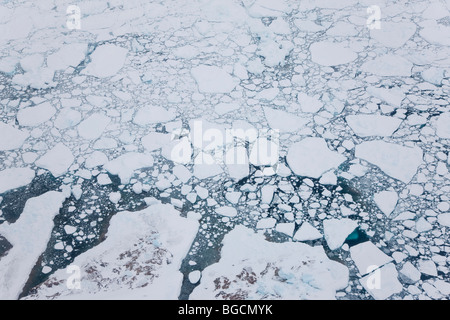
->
left=355, top=140, right=423, bottom=183
left=346, top=114, right=402, bottom=137
left=323, top=218, right=358, bottom=250
left=82, top=44, right=128, bottom=78
left=286, top=137, right=346, bottom=179
left=191, top=65, right=237, bottom=93
left=350, top=241, right=393, bottom=275
left=0, top=191, right=67, bottom=299
left=35, top=143, right=74, bottom=177
left=0, top=122, right=29, bottom=151
left=0, top=167, right=35, bottom=194
left=310, top=41, right=357, bottom=66
left=190, top=226, right=348, bottom=300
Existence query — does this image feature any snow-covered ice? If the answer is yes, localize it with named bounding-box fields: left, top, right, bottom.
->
left=190, top=226, right=348, bottom=300
left=0, top=167, right=35, bottom=194
left=355, top=141, right=423, bottom=184
left=287, top=137, right=346, bottom=179
left=0, top=191, right=67, bottom=299
left=323, top=218, right=357, bottom=251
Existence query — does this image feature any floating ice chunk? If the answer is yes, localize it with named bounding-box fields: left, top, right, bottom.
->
left=275, top=223, right=295, bottom=237
left=418, top=259, right=437, bottom=277
left=293, top=222, right=322, bottom=241
left=36, top=143, right=74, bottom=177
left=366, top=87, right=405, bottom=108
left=85, top=151, right=108, bottom=169
left=437, top=213, right=450, bottom=227
left=172, top=165, right=192, bottom=183
left=188, top=271, right=201, bottom=284
left=133, top=106, right=177, bottom=126
left=193, top=153, right=223, bottom=179
left=225, top=192, right=241, bottom=204
left=244, top=0, right=290, bottom=17
left=258, top=39, right=293, bottom=67
left=263, top=107, right=309, bottom=133
left=350, top=241, right=393, bottom=275
left=0, top=167, right=35, bottom=194
left=297, top=93, right=323, bottom=113
left=286, top=137, right=346, bottom=179
left=400, top=262, right=421, bottom=284
left=355, top=140, right=423, bottom=184
left=82, top=44, right=128, bottom=78
left=54, top=108, right=82, bottom=130
left=261, top=185, right=276, bottom=204
left=93, top=138, right=118, bottom=150
left=345, top=115, right=402, bottom=137
left=295, top=20, right=327, bottom=32
left=323, top=218, right=357, bottom=250
left=77, top=113, right=110, bottom=140
left=17, top=102, right=56, bottom=127
left=255, top=89, right=279, bottom=103
left=370, top=22, right=416, bottom=48
left=0, top=122, right=29, bottom=151
left=256, top=218, right=276, bottom=229
left=64, top=225, right=77, bottom=235
left=420, top=20, right=450, bottom=46
left=141, top=132, right=172, bottom=151
left=435, top=113, right=450, bottom=139
left=373, top=190, right=398, bottom=217
left=191, top=65, right=237, bottom=93
left=0, top=191, right=67, bottom=299
left=360, top=263, right=402, bottom=300
left=225, top=146, right=249, bottom=181
left=214, top=103, right=240, bottom=115
left=190, top=226, right=348, bottom=300
left=24, top=203, right=198, bottom=300
left=104, top=153, right=154, bottom=184
left=47, top=43, right=87, bottom=71
left=422, top=67, right=444, bottom=85
left=319, top=171, right=337, bottom=185
left=362, top=55, right=412, bottom=77
left=173, top=45, right=199, bottom=59
left=415, top=217, right=432, bottom=233
left=310, top=41, right=357, bottom=66
left=215, top=206, right=237, bottom=218
left=0, top=56, right=19, bottom=74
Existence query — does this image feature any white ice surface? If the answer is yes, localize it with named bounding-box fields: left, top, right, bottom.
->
left=323, top=218, right=357, bottom=251
left=293, top=222, right=322, bottom=242
left=360, top=263, right=402, bottom=300
left=0, top=167, right=35, bottom=194
left=310, top=41, right=357, bottom=66
left=35, top=143, right=74, bottom=177
left=350, top=241, right=393, bottom=276
left=104, top=152, right=154, bottom=184
left=190, top=226, right=348, bottom=300
left=24, top=202, right=199, bottom=300
left=0, top=191, right=68, bottom=299
left=82, top=44, right=128, bottom=78
left=346, top=115, right=402, bottom=137
left=373, top=190, right=399, bottom=217
left=355, top=141, right=423, bottom=183
left=17, top=102, right=56, bottom=127
left=0, top=122, right=29, bottom=151
left=191, top=65, right=237, bottom=93
left=286, top=137, right=346, bottom=179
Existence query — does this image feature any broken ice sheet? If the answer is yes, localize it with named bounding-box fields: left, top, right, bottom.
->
left=0, top=0, right=448, bottom=302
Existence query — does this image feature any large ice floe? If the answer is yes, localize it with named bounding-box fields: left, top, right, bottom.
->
left=0, top=0, right=449, bottom=301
